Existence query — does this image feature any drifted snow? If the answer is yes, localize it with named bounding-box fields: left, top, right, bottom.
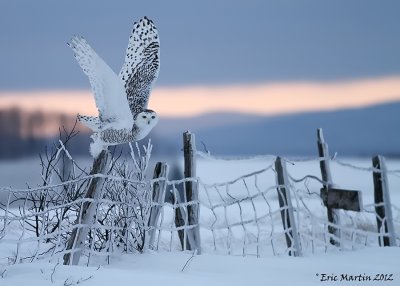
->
left=1, top=248, right=399, bottom=286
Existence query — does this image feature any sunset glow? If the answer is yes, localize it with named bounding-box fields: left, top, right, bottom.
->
left=1, top=76, right=400, bottom=118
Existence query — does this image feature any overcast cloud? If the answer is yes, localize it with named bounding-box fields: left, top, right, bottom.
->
left=0, top=0, right=399, bottom=90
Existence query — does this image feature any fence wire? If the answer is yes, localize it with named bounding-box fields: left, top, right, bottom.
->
left=1, top=157, right=399, bottom=266
left=0, top=175, right=150, bottom=266
left=151, top=157, right=400, bottom=257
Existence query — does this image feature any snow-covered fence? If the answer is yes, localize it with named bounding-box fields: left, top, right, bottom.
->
left=0, top=139, right=154, bottom=266
left=150, top=129, right=400, bottom=257
left=150, top=159, right=400, bottom=257
left=1, top=129, right=400, bottom=266
left=0, top=173, right=151, bottom=265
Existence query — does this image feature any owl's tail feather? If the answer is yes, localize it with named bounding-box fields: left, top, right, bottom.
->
left=77, top=114, right=102, bottom=131
left=90, top=133, right=107, bottom=158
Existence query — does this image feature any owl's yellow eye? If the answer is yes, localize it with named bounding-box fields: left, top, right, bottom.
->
left=142, top=115, right=147, bottom=119
left=151, top=115, right=155, bottom=119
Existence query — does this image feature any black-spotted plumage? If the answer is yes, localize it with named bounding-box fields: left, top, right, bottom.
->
left=120, top=16, right=160, bottom=114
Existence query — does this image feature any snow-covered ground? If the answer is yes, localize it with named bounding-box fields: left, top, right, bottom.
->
left=1, top=248, right=399, bottom=286
left=0, top=156, right=399, bottom=285
left=1, top=156, right=399, bottom=194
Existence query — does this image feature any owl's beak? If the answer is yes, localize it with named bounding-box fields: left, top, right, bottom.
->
left=148, top=120, right=151, bottom=125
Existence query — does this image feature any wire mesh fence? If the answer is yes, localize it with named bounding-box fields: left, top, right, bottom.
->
left=0, top=174, right=151, bottom=266
left=150, top=156, right=400, bottom=257
left=0, top=138, right=154, bottom=266
left=1, top=139, right=400, bottom=266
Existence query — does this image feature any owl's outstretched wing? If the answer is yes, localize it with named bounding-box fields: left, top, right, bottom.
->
left=119, top=16, right=160, bottom=114
left=68, top=36, right=134, bottom=129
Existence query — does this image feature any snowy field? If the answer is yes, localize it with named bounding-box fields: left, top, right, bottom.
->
left=1, top=248, right=400, bottom=286
left=1, top=156, right=399, bottom=193
left=0, top=156, right=400, bottom=285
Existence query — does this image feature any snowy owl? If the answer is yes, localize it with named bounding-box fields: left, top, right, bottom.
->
left=68, top=16, right=160, bottom=158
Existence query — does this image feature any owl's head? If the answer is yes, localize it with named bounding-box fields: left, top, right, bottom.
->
left=135, top=109, right=159, bottom=129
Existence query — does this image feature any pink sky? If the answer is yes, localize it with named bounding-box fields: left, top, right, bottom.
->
left=1, top=76, right=400, bottom=117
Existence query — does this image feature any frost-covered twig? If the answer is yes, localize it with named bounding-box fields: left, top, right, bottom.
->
left=51, top=262, right=60, bottom=283
left=181, top=249, right=197, bottom=272
left=63, top=275, right=94, bottom=286
left=0, top=268, right=7, bottom=279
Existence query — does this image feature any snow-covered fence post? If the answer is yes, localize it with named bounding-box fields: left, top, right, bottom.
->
left=183, top=131, right=201, bottom=253
left=275, top=156, right=302, bottom=257
left=173, top=182, right=187, bottom=250
left=148, top=162, right=169, bottom=249
left=372, top=155, right=397, bottom=247
left=163, top=163, right=187, bottom=249
left=63, top=150, right=109, bottom=265
left=317, top=128, right=340, bottom=246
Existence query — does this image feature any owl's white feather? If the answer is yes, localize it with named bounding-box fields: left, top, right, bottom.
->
left=68, top=36, right=134, bottom=130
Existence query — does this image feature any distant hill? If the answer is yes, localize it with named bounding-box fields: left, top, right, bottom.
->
left=156, top=102, right=400, bottom=157
left=0, top=102, right=399, bottom=158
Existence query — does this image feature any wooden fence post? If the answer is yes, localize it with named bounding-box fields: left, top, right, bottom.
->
left=148, top=162, right=169, bottom=249
left=63, top=149, right=109, bottom=265
left=183, top=131, right=201, bottom=253
left=317, top=128, right=340, bottom=246
left=174, top=187, right=187, bottom=250
left=275, top=157, right=302, bottom=257
left=372, top=155, right=397, bottom=246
